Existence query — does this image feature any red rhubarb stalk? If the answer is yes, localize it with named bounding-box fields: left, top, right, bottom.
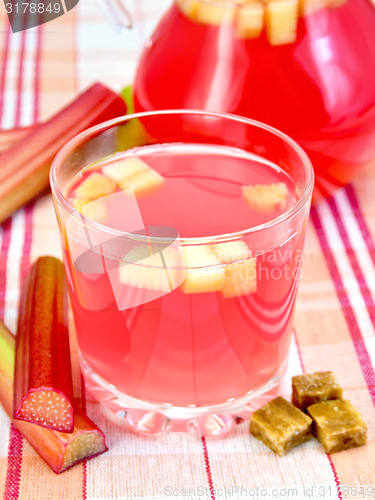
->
left=0, top=126, right=36, bottom=152
left=0, top=321, right=107, bottom=474
left=13, top=257, right=74, bottom=432
left=0, top=82, right=127, bottom=223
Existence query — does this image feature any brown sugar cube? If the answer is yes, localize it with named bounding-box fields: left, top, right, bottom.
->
left=307, top=399, right=367, bottom=454
left=292, top=371, right=343, bottom=411
left=250, top=397, right=312, bottom=456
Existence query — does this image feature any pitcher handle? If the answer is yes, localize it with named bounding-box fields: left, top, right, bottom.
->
left=103, top=0, right=133, bottom=30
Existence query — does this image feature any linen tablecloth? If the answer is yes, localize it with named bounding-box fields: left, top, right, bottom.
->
left=0, top=1, right=374, bottom=498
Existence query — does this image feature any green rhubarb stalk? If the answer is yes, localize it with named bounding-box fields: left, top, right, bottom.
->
left=13, top=257, right=74, bottom=432
left=0, top=321, right=107, bottom=474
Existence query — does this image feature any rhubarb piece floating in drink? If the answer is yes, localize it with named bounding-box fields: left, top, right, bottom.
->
left=75, top=172, right=117, bottom=201
left=211, top=240, right=257, bottom=298
left=195, top=1, right=235, bottom=24
left=236, top=3, right=265, bottom=39
left=300, top=0, right=329, bottom=16
left=74, top=198, right=108, bottom=224
left=175, top=0, right=317, bottom=43
left=119, top=244, right=184, bottom=294
left=175, top=0, right=198, bottom=19
left=181, top=244, right=225, bottom=294
left=212, top=240, right=250, bottom=263
left=103, top=157, right=149, bottom=184
left=13, top=257, right=74, bottom=433
left=222, top=256, right=257, bottom=298
left=0, top=321, right=107, bottom=474
left=103, top=157, right=165, bottom=196
left=242, top=183, right=288, bottom=213
left=265, top=0, right=299, bottom=46
left=176, top=0, right=347, bottom=36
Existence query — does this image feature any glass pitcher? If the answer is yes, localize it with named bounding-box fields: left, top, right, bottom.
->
left=110, top=0, right=375, bottom=199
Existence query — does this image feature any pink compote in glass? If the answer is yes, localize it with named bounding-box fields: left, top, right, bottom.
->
left=51, top=111, right=313, bottom=435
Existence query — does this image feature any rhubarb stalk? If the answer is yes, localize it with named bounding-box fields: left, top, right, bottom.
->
left=13, top=257, right=74, bottom=432
left=0, top=321, right=107, bottom=474
left=0, top=126, right=35, bottom=152
left=0, top=82, right=127, bottom=223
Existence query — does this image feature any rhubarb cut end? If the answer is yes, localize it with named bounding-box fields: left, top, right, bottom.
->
left=14, top=389, right=74, bottom=433
left=60, top=430, right=107, bottom=473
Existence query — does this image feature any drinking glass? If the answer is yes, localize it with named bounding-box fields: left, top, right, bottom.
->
left=50, top=110, right=314, bottom=435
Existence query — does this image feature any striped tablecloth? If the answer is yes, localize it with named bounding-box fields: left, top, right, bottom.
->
left=0, top=1, right=374, bottom=499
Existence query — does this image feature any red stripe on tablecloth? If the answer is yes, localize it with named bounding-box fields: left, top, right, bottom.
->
left=82, top=463, right=87, bottom=500
left=81, top=374, right=87, bottom=500
left=3, top=19, right=40, bottom=499
left=345, top=184, right=375, bottom=265
left=0, top=24, right=11, bottom=124
left=33, top=26, right=42, bottom=123
left=0, top=219, right=12, bottom=318
left=310, top=206, right=375, bottom=404
left=3, top=424, right=23, bottom=500
left=3, top=211, right=34, bottom=500
left=1, top=219, right=22, bottom=500
left=201, top=437, right=216, bottom=500
left=293, top=332, right=343, bottom=500
left=327, top=456, right=343, bottom=500
left=14, top=30, right=26, bottom=127
left=0, top=20, right=23, bottom=500
left=327, top=196, right=375, bottom=327
left=20, top=203, right=34, bottom=283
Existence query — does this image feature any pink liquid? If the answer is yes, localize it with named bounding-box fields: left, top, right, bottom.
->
left=64, top=144, right=303, bottom=407
left=134, top=0, right=375, bottom=198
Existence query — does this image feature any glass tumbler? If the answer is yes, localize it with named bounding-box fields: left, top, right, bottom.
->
left=50, top=110, right=314, bottom=435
